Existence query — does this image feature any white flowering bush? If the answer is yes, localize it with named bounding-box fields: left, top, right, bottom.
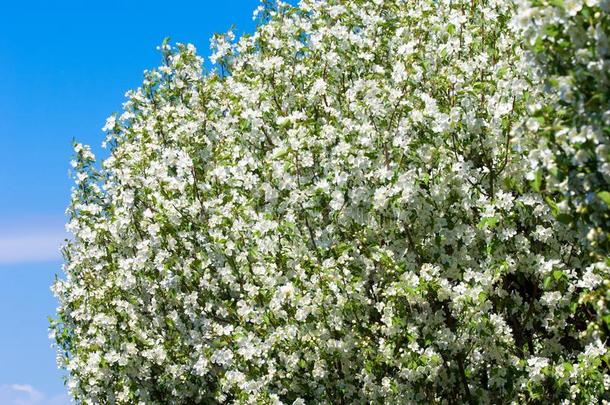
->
left=518, top=0, right=610, bottom=259
left=51, top=0, right=609, bottom=403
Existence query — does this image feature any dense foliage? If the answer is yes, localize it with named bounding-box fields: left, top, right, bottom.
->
left=51, top=0, right=609, bottom=403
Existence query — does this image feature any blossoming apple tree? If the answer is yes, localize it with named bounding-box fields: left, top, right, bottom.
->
left=51, top=0, right=609, bottom=403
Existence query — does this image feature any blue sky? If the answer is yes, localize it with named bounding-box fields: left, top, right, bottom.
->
left=0, top=1, right=264, bottom=403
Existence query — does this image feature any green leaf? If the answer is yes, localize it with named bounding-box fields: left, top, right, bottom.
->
left=478, top=216, right=498, bottom=230
left=545, top=196, right=558, bottom=216
left=497, top=66, right=508, bottom=78
left=556, top=213, right=572, bottom=224
left=531, top=170, right=542, bottom=192
left=597, top=191, right=610, bottom=206
left=486, top=241, right=496, bottom=255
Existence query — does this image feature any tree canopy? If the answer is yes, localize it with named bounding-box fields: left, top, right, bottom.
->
left=51, top=0, right=609, bottom=403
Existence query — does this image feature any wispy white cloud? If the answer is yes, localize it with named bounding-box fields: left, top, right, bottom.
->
left=0, top=233, right=65, bottom=264
left=0, top=384, right=43, bottom=404
left=0, top=384, right=69, bottom=405
left=0, top=216, right=67, bottom=264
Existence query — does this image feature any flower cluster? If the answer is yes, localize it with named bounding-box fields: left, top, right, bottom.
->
left=517, top=0, right=610, bottom=262
left=51, top=0, right=609, bottom=403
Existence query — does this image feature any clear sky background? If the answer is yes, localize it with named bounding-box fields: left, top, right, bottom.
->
left=0, top=1, right=266, bottom=403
